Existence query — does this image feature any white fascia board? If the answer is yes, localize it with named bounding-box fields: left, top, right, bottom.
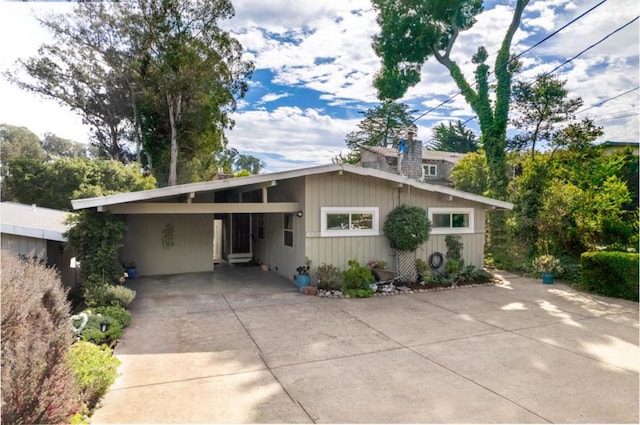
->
left=0, top=223, right=67, bottom=242
left=72, top=164, right=342, bottom=210
left=340, top=165, right=514, bottom=210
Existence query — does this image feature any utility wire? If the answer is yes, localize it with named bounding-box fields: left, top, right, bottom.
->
left=411, top=0, right=613, bottom=123
left=541, top=16, right=638, bottom=77
left=444, top=16, right=639, bottom=128
left=577, top=86, right=639, bottom=115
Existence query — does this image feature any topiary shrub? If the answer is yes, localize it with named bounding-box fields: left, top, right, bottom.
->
left=67, top=341, right=121, bottom=410
left=383, top=204, right=431, bottom=251
left=1, top=251, right=82, bottom=424
left=580, top=251, right=639, bottom=301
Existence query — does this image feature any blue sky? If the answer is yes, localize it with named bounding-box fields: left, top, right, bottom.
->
left=1, top=0, right=638, bottom=172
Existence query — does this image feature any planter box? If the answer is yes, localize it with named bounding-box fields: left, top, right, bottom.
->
left=373, top=269, right=396, bottom=282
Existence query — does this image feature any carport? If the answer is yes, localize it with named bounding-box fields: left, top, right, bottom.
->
left=72, top=174, right=301, bottom=277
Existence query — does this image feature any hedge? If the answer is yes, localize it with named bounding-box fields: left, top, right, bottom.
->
left=580, top=251, right=639, bottom=301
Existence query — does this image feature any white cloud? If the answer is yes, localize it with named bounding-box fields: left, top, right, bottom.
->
left=0, top=0, right=637, bottom=169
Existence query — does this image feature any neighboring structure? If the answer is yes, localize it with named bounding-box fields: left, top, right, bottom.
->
left=359, top=132, right=466, bottom=186
left=599, top=141, right=639, bottom=156
left=0, top=202, right=77, bottom=289
left=71, top=164, right=512, bottom=282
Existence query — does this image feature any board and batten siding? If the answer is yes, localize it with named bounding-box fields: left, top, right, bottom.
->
left=303, top=172, right=487, bottom=271
left=1, top=234, right=47, bottom=258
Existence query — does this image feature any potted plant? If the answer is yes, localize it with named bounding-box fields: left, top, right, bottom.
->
left=295, top=265, right=311, bottom=291
left=532, top=254, right=563, bottom=284
left=368, top=258, right=395, bottom=282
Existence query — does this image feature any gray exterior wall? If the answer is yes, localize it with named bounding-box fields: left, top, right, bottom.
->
left=1, top=234, right=77, bottom=289
left=121, top=214, right=214, bottom=276
left=302, top=172, right=486, bottom=274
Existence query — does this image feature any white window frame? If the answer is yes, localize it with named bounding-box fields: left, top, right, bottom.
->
left=423, top=164, right=437, bottom=177
left=429, top=207, right=474, bottom=234
left=320, top=207, right=380, bottom=237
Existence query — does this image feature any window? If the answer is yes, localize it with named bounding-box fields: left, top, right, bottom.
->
left=321, top=207, right=380, bottom=237
left=283, top=213, right=293, bottom=247
left=423, top=164, right=437, bottom=177
left=429, top=208, right=474, bottom=234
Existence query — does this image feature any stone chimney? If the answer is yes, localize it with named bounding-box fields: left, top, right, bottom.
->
left=401, top=129, right=423, bottom=180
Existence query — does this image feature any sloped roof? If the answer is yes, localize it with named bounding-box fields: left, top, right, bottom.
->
left=0, top=202, right=71, bottom=242
left=72, top=164, right=513, bottom=211
left=362, top=146, right=467, bottom=164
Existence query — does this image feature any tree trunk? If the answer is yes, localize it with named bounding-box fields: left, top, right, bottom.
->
left=166, top=91, right=182, bottom=186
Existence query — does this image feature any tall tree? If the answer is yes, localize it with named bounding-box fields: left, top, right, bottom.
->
left=129, top=0, right=253, bottom=186
left=371, top=0, right=528, bottom=253
left=41, top=133, right=88, bottom=160
left=5, top=0, right=254, bottom=186
left=509, top=74, right=582, bottom=159
left=4, top=4, right=134, bottom=161
left=429, top=121, right=478, bottom=153
left=0, top=124, right=44, bottom=163
left=343, top=101, right=417, bottom=163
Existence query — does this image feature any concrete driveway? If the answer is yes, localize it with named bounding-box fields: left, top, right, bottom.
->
left=91, top=265, right=639, bottom=424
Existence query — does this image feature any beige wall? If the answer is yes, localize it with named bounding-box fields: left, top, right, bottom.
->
left=122, top=214, right=214, bottom=276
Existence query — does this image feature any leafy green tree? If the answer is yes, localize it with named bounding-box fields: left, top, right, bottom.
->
left=509, top=75, right=582, bottom=158
left=0, top=124, right=44, bottom=163
left=450, top=151, right=488, bottom=196
left=3, top=157, right=155, bottom=211
left=41, top=133, right=88, bottom=160
left=345, top=102, right=417, bottom=161
left=4, top=4, right=134, bottom=161
left=6, top=0, right=254, bottom=186
left=429, top=121, right=478, bottom=153
left=129, top=0, right=253, bottom=186
left=371, top=0, right=528, bottom=253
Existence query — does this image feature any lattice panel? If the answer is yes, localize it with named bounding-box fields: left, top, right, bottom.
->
left=396, top=250, right=416, bottom=283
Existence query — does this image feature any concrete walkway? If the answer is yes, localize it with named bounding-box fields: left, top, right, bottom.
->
left=91, top=266, right=639, bottom=423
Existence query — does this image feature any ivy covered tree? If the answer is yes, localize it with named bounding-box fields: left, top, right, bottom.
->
left=371, top=0, right=528, bottom=254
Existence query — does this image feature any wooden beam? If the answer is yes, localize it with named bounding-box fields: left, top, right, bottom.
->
left=236, top=180, right=277, bottom=194
left=104, top=202, right=300, bottom=215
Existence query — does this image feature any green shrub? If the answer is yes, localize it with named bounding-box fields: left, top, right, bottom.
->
left=1, top=251, right=82, bottom=424
left=313, top=263, right=342, bottom=291
left=93, top=305, right=132, bottom=328
left=79, top=314, right=124, bottom=346
left=342, top=260, right=374, bottom=298
left=84, top=276, right=136, bottom=308
left=580, top=251, right=639, bottom=301
left=67, top=341, right=121, bottom=409
left=383, top=204, right=431, bottom=251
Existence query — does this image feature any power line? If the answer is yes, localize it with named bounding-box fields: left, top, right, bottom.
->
left=577, top=86, right=639, bottom=115
left=442, top=16, right=639, bottom=128
left=542, top=16, right=638, bottom=77
left=412, top=0, right=610, bottom=123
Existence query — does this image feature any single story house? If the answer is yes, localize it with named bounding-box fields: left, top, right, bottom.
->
left=599, top=140, right=639, bottom=156
left=0, top=202, right=77, bottom=289
left=71, top=163, right=512, bottom=283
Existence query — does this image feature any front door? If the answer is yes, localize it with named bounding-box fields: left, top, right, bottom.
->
left=227, top=213, right=252, bottom=263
